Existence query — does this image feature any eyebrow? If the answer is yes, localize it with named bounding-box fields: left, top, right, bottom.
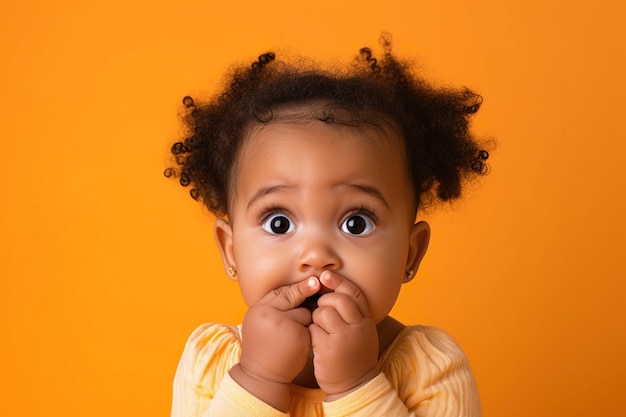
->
left=246, top=183, right=390, bottom=210
left=346, top=184, right=390, bottom=209
left=246, top=185, right=292, bottom=210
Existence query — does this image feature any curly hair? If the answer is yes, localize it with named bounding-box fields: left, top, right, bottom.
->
left=165, top=33, right=490, bottom=218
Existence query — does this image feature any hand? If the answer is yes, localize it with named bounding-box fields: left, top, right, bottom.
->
left=309, top=271, right=379, bottom=400
left=231, top=276, right=320, bottom=412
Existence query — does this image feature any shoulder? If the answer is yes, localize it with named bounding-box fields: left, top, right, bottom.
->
left=402, top=325, right=468, bottom=360
left=185, top=322, right=241, bottom=348
left=180, top=323, right=242, bottom=370
left=380, top=325, right=480, bottom=408
left=173, top=323, right=242, bottom=398
left=382, top=325, right=467, bottom=363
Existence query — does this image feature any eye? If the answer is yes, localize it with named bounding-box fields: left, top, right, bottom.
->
left=261, top=213, right=295, bottom=235
left=341, top=215, right=375, bottom=235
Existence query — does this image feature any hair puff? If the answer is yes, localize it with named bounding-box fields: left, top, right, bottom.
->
left=166, top=33, right=491, bottom=218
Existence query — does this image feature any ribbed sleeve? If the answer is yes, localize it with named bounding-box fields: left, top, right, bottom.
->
left=208, top=373, right=289, bottom=417
left=379, top=325, right=482, bottom=417
left=171, top=324, right=242, bottom=417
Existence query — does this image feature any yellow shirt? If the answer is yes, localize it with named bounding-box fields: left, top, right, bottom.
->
left=171, top=323, right=481, bottom=416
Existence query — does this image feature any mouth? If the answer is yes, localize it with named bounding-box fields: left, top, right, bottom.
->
left=299, top=286, right=333, bottom=312
left=299, top=293, right=323, bottom=312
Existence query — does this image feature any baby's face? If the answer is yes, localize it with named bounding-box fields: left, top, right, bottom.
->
left=220, top=120, right=422, bottom=323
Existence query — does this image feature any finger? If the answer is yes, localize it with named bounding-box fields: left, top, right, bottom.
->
left=308, top=322, right=327, bottom=343
left=261, top=276, right=320, bottom=311
left=284, top=306, right=313, bottom=327
left=316, top=292, right=363, bottom=325
left=319, top=270, right=371, bottom=317
left=312, top=305, right=349, bottom=332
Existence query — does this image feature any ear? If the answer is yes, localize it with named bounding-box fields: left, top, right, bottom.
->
left=404, top=221, right=430, bottom=283
left=214, top=218, right=237, bottom=281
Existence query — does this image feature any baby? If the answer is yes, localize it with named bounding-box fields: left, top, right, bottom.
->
left=166, top=33, right=489, bottom=416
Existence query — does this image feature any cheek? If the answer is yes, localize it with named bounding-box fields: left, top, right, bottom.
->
left=368, top=230, right=412, bottom=318
left=367, top=277, right=403, bottom=323
left=233, top=236, right=292, bottom=306
left=345, top=242, right=407, bottom=322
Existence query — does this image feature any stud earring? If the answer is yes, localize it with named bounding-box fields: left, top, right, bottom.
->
left=404, top=269, right=415, bottom=283
left=228, top=266, right=237, bottom=278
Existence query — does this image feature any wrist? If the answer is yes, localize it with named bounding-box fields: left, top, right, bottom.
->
left=323, top=368, right=380, bottom=402
left=230, top=363, right=291, bottom=412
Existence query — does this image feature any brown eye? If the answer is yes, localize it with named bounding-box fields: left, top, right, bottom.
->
left=261, top=214, right=295, bottom=235
left=341, top=215, right=374, bottom=235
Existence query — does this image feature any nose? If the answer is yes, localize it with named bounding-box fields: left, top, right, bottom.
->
left=296, top=231, right=342, bottom=274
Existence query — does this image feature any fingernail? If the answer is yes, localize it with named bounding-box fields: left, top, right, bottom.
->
left=307, top=277, right=318, bottom=288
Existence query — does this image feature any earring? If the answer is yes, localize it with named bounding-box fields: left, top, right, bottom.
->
left=228, top=266, right=237, bottom=278
left=404, top=269, right=415, bottom=283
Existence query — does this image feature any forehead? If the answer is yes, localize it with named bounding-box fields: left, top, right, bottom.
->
left=236, top=101, right=407, bottom=174
left=230, top=120, right=411, bottom=206
left=245, top=117, right=403, bottom=164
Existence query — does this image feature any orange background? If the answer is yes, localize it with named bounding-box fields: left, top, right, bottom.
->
left=1, top=1, right=625, bottom=416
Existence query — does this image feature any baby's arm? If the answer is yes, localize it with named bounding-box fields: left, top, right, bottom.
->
left=229, top=276, right=321, bottom=413
left=322, top=370, right=480, bottom=417
left=312, top=272, right=481, bottom=416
